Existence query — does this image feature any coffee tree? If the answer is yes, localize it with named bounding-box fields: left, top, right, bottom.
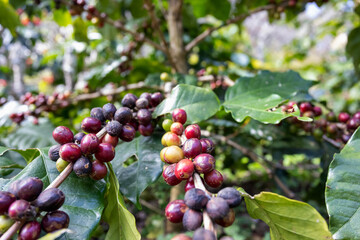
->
left=0, top=0, right=360, bottom=239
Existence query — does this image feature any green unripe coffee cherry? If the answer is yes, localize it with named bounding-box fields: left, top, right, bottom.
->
left=160, top=72, right=171, bottom=82
left=313, top=128, right=323, bottom=141
left=0, top=215, right=14, bottom=233
left=162, top=119, right=173, bottom=132
left=56, top=158, right=69, bottom=173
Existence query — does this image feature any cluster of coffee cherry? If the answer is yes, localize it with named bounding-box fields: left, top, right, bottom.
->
left=67, top=0, right=107, bottom=27
left=0, top=177, right=69, bottom=239
left=160, top=109, right=241, bottom=239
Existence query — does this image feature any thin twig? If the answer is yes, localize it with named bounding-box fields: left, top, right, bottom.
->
left=322, top=135, right=342, bottom=149
left=139, top=199, right=163, bottom=215
left=46, top=163, right=74, bottom=189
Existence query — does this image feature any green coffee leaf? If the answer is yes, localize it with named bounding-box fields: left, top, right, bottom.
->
left=38, top=229, right=73, bottom=240
left=0, top=0, right=20, bottom=36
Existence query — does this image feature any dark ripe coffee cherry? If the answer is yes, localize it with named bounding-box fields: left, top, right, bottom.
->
left=81, top=117, right=102, bottom=133
left=150, top=92, right=163, bottom=107
left=135, top=98, right=149, bottom=109
left=206, top=197, right=230, bottom=220
left=165, top=199, right=186, bottom=223
left=299, top=102, right=312, bottom=113
left=139, top=92, right=152, bottom=102
left=95, top=143, right=115, bottom=162
left=0, top=215, right=14, bottom=233
left=354, top=111, right=360, bottom=120
left=172, top=109, right=187, bottom=124
left=91, top=107, right=106, bottom=123
left=184, top=124, right=201, bottom=139
left=59, top=143, right=82, bottom=162
left=90, top=160, right=108, bottom=180
left=347, top=118, right=360, bottom=130
left=184, top=188, right=209, bottom=210
left=162, top=146, right=184, bottom=164
left=338, top=112, right=350, bottom=123
left=138, top=123, right=154, bottom=136
left=200, top=138, right=215, bottom=154
left=128, top=119, right=139, bottom=131
left=171, top=234, right=192, bottom=240
left=48, top=145, right=61, bottom=161
left=106, top=120, right=122, bottom=137
left=215, top=208, right=235, bottom=227
left=17, top=177, right=43, bottom=201
left=121, top=93, right=138, bottom=109
left=102, top=103, right=117, bottom=120
left=114, top=107, right=133, bottom=124
left=182, top=138, right=202, bottom=158
left=74, top=156, right=92, bottom=178
left=183, top=208, right=203, bottom=231
left=119, top=124, right=136, bottom=142
left=73, top=132, right=86, bottom=144
left=162, top=164, right=182, bottom=186
left=34, top=188, right=65, bottom=212
left=326, top=112, right=336, bottom=122
left=193, top=228, right=216, bottom=240
left=342, top=134, right=351, bottom=143
left=52, top=126, right=74, bottom=144
left=315, top=118, right=327, bottom=130
left=184, top=176, right=195, bottom=192
left=41, top=210, right=69, bottom=233
left=8, top=200, right=37, bottom=221
left=204, top=169, right=223, bottom=188
left=162, top=132, right=181, bottom=147
left=101, top=133, right=119, bottom=147
left=313, top=106, right=322, bottom=116
left=137, top=109, right=152, bottom=125
left=170, top=122, right=184, bottom=135
left=193, top=154, right=215, bottom=174
left=56, top=158, right=69, bottom=172
left=162, top=119, right=173, bottom=132
left=7, top=180, right=21, bottom=197
left=218, top=187, right=242, bottom=208
left=175, top=159, right=194, bottom=180
left=19, top=221, right=41, bottom=240
left=0, top=192, right=16, bottom=214
left=80, top=133, right=100, bottom=155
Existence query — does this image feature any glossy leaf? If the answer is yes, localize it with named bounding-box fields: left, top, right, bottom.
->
left=326, top=128, right=360, bottom=239
left=73, top=17, right=88, bottom=42
left=104, top=163, right=141, bottom=240
left=185, top=0, right=231, bottom=21
left=239, top=188, right=332, bottom=240
left=154, top=84, right=221, bottom=123
left=112, top=134, right=163, bottom=208
left=346, top=26, right=360, bottom=66
left=223, top=71, right=313, bottom=124
left=0, top=0, right=20, bottom=36
left=53, top=8, right=72, bottom=27
left=38, top=229, right=73, bottom=240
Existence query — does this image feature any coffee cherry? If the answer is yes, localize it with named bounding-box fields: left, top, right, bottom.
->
left=313, top=106, right=322, bottom=116
left=48, top=145, right=61, bottom=161
left=0, top=192, right=16, bottom=214
left=137, top=109, right=152, bottom=125
left=8, top=200, right=37, bottom=221
left=163, top=146, right=184, bottom=164
left=299, top=102, right=312, bottom=113
left=165, top=199, right=186, bottom=223
left=119, top=124, right=136, bottom=142
left=183, top=138, right=202, bottom=158
left=140, top=92, right=152, bottom=102
left=7, top=180, right=21, bottom=198
left=81, top=117, right=102, bottom=133
left=171, top=234, right=192, bottom=240
left=326, top=112, right=336, bottom=122
left=206, top=197, right=230, bottom=220
left=114, top=107, right=133, bottom=124
left=342, top=134, right=351, bottom=143
left=172, top=109, right=187, bottom=124
left=185, top=124, right=201, bottom=139
left=200, top=138, right=215, bottom=154
left=128, top=119, right=139, bottom=131
left=338, top=112, right=350, bottom=123
left=121, top=93, right=138, bottom=109
left=163, top=164, right=182, bottom=186
left=160, top=148, right=166, bottom=163
left=138, top=123, right=154, bottom=136
left=193, top=228, right=216, bottom=240
left=101, top=133, right=119, bottom=147
left=170, top=122, right=184, bottom=135
left=41, top=210, right=69, bottom=233
left=184, top=188, right=209, bottom=210
left=59, top=143, right=82, bottom=162
left=0, top=215, right=14, bottom=233
left=91, top=107, right=106, bottom=123
left=74, top=156, right=92, bottom=178
left=182, top=209, right=203, bottom=231
left=106, top=120, right=122, bottom=137
left=214, top=208, right=235, bottom=227
left=184, top=176, right=195, bottom=192
left=19, top=221, right=41, bottom=240
left=217, top=187, right=242, bottom=208
left=34, top=188, right=65, bottom=212
left=95, top=143, right=115, bottom=162
left=175, top=159, right=194, bottom=180
left=326, top=123, right=338, bottom=134
left=16, top=177, right=43, bottom=201
left=354, top=111, right=360, bottom=120
left=90, top=160, right=108, bottom=180
left=135, top=98, right=149, bottom=109
left=347, top=118, right=360, bottom=130
left=103, top=103, right=117, bottom=120
left=204, top=169, right=223, bottom=188
left=160, top=72, right=170, bottom=82
left=56, top=158, right=69, bottom=172
left=162, top=132, right=181, bottom=147
left=73, top=132, right=86, bottom=144
left=150, top=92, right=163, bottom=107
left=193, top=154, right=215, bottom=174
left=52, top=126, right=74, bottom=144
left=80, top=133, right=100, bottom=155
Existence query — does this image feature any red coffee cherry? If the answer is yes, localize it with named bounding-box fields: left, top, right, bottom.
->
left=59, top=143, right=82, bottom=162
left=163, top=164, right=182, bottom=186
left=175, top=159, right=194, bottom=180
left=338, top=112, right=350, bottom=123
left=193, top=154, right=215, bottom=174
left=81, top=117, right=102, bottom=133
left=101, top=133, right=119, bottom=147
left=80, top=133, right=100, bottom=155
left=184, top=176, right=195, bottom=192
left=182, top=138, right=202, bottom=158
left=95, top=143, right=115, bottom=162
left=119, top=124, right=136, bottom=142
left=52, top=126, right=74, bottom=144
left=204, top=169, right=223, bottom=188
left=90, top=160, right=108, bottom=180
left=165, top=199, right=187, bottom=223
left=170, top=122, right=184, bottom=135
left=19, top=221, right=41, bottom=240
left=0, top=191, right=16, bottom=214
left=184, top=124, right=201, bottom=139
left=172, top=109, right=187, bottom=124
